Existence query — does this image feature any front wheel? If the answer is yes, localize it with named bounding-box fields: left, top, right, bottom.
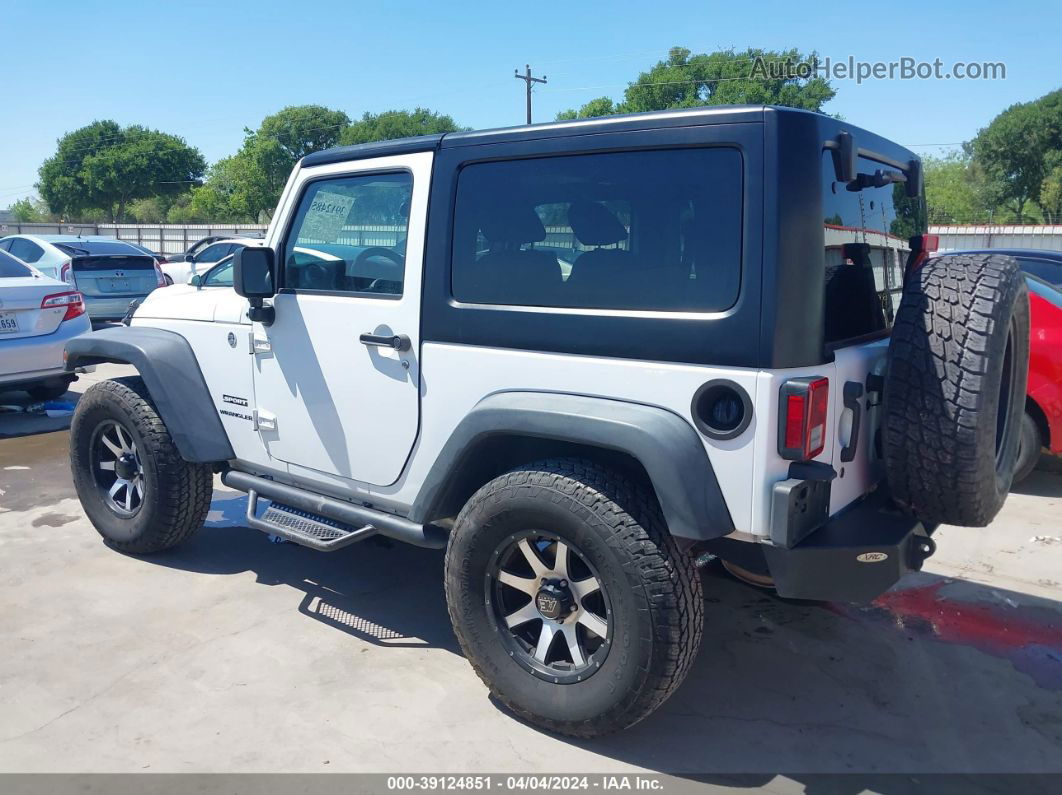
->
left=70, top=376, right=213, bottom=553
left=444, top=459, right=703, bottom=737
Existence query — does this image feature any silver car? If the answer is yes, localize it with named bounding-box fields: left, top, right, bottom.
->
left=0, top=249, right=93, bottom=399
left=0, top=235, right=164, bottom=321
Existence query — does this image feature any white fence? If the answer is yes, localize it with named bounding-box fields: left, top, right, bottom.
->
left=0, top=222, right=269, bottom=257
left=930, top=225, right=1062, bottom=253
left=5, top=221, right=1062, bottom=257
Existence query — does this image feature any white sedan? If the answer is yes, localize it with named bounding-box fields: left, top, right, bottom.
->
left=160, top=237, right=263, bottom=285
left=0, top=249, right=93, bottom=400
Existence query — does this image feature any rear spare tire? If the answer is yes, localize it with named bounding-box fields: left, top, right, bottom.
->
left=883, top=254, right=1029, bottom=526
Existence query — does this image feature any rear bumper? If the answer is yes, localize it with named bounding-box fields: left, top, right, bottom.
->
left=704, top=486, right=936, bottom=603
left=763, top=487, right=937, bottom=602
left=0, top=314, right=93, bottom=386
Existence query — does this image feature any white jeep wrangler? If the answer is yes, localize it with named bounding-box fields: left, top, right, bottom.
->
left=66, top=106, right=1029, bottom=737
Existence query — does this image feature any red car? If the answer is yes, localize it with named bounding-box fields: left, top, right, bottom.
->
left=1020, top=274, right=1062, bottom=480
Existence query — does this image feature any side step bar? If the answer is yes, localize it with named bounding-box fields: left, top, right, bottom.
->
left=222, top=470, right=448, bottom=550
left=254, top=495, right=377, bottom=551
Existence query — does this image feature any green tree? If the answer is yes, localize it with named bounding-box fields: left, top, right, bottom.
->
left=923, top=151, right=990, bottom=224
left=38, top=121, right=205, bottom=221
left=1040, top=154, right=1062, bottom=224
left=557, top=47, right=835, bottom=119
left=971, top=89, right=1062, bottom=223
left=339, top=108, right=465, bottom=146
left=7, top=197, right=53, bottom=222
left=188, top=105, right=350, bottom=223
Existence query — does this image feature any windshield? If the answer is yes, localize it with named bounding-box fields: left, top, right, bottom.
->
left=202, top=256, right=234, bottom=287
left=0, top=250, right=34, bottom=277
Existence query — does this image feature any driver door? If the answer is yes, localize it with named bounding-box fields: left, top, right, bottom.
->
left=250, top=152, right=430, bottom=487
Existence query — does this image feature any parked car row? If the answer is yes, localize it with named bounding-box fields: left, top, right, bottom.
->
left=0, top=232, right=257, bottom=400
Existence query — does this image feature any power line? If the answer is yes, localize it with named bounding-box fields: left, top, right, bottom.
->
left=514, top=65, right=548, bottom=124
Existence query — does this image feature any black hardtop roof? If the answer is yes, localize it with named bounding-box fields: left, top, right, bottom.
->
left=299, top=105, right=918, bottom=172
left=301, top=105, right=768, bottom=168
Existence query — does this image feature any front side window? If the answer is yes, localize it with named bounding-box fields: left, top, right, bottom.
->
left=196, top=243, right=232, bottom=263
left=202, top=257, right=234, bottom=287
left=451, top=148, right=743, bottom=312
left=282, top=172, right=413, bottom=296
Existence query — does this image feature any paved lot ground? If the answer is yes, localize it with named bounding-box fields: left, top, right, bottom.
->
left=0, top=365, right=1060, bottom=776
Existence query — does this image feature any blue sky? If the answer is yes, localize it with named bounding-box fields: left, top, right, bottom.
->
left=2, top=0, right=1059, bottom=207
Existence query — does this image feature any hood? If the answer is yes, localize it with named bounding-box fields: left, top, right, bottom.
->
left=134, top=284, right=250, bottom=325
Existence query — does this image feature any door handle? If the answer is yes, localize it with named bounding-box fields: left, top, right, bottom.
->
left=359, top=332, right=411, bottom=352
left=840, top=381, right=864, bottom=463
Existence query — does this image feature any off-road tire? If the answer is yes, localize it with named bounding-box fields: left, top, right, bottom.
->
left=444, top=458, right=703, bottom=737
left=1013, top=411, right=1043, bottom=484
left=70, top=376, right=213, bottom=553
left=883, top=254, right=1029, bottom=526
left=27, top=379, right=73, bottom=401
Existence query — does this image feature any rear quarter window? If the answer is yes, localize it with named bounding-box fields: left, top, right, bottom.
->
left=822, top=152, right=926, bottom=345
left=451, top=147, right=743, bottom=312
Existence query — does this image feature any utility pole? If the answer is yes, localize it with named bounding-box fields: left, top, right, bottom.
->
left=514, top=64, right=547, bottom=124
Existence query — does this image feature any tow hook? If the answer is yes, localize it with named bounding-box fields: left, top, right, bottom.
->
left=908, top=536, right=937, bottom=570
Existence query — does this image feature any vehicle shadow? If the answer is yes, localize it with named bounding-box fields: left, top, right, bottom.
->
left=1010, top=460, right=1062, bottom=497
left=142, top=490, right=1062, bottom=776
left=143, top=491, right=460, bottom=653
left=0, top=387, right=80, bottom=439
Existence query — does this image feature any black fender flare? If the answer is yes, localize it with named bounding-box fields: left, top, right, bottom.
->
left=409, top=391, right=734, bottom=540
left=65, top=326, right=235, bottom=463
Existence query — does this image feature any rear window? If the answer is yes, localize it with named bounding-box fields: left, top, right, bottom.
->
left=822, top=152, right=926, bottom=345
left=0, top=250, right=33, bottom=277
left=451, top=148, right=743, bottom=312
left=54, top=240, right=148, bottom=257
left=70, top=255, right=155, bottom=271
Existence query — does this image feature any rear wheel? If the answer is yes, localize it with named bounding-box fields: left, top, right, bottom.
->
left=444, top=459, right=703, bottom=737
left=70, top=377, right=213, bottom=553
left=883, top=254, right=1030, bottom=526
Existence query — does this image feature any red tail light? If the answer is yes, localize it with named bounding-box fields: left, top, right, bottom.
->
left=59, top=260, right=75, bottom=287
left=153, top=261, right=167, bottom=287
left=779, top=377, right=829, bottom=460
left=41, top=291, right=86, bottom=322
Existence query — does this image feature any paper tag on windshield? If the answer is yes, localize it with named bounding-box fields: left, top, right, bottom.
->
left=300, top=191, right=355, bottom=242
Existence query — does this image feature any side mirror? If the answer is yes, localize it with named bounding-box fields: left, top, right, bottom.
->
left=189, top=274, right=202, bottom=288
left=233, top=247, right=276, bottom=299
